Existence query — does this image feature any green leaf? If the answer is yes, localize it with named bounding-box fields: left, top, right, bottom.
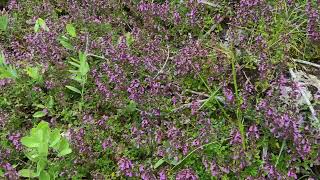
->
left=39, top=170, right=50, bottom=180
left=0, top=15, right=8, bottom=32
left=58, top=36, right=74, bottom=50
left=79, top=51, right=89, bottom=76
left=34, top=18, right=49, bottom=32
left=66, top=85, right=81, bottom=94
left=58, top=148, right=72, bottom=157
left=21, top=136, right=39, bottom=148
left=0, top=51, right=5, bottom=65
left=57, top=138, right=72, bottom=156
left=66, top=23, right=76, bottom=37
left=38, top=143, right=49, bottom=156
left=0, top=169, right=4, bottom=177
left=26, top=66, right=42, bottom=82
left=33, top=111, right=46, bottom=118
left=68, top=61, right=80, bottom=68
left=37, top=159, right=47, bottom=175
left=49, top=129, right=61, bottom=147
left=154, top=158, right=165, bottom=169
left=19, top=169, right=37, bottom=178
left=34, top=22, right=40, bottom=33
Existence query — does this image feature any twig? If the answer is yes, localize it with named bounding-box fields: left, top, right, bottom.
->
left=85, top=34, right=89, bottom=54
left=87, top=53, right=106, bottom=59
left=171, top=96, right=224, bottom=112
left=184, top=89, right=210, bottom=98
left=289, top=68, right=319, bottom=124
left=198, top=0, right=220, bottom=8
left=170, top=137, right=230, bottom=171
left=275, top=139, right=286, bottom=167
left=293, top=58, right=320, bottom=69
left=154, top=45, right=170, bottom=79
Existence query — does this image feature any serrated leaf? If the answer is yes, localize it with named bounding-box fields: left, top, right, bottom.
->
left=33, top=111, right=46, bottom=118
left=18, top=169, right=37, bottom=178
left=39, top=170, right=50, bottom=180
left=66, top=23, right=76, bottom=37
left=154, top=158, right=165, bottom=169
left=66, top=85, right=81, bottom=94
left=21, top=136, right=39, bottom=148
left=0, top=15, right=8, bottom=32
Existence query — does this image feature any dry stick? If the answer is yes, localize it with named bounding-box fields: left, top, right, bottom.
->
left=198, top=0, right=220, bottom=8
left=170, top=137, right=231, bottom=171
left=171, top=99, right=208, bottom=112
left=293, top=58, right=320, bottom=69
left=185, top=89, right=210, bottom=98
left=85, top=34, right=89, bottom=54
left=289, top=68, right=319, bottom=124
left=154, top=45, right=170, bottom=79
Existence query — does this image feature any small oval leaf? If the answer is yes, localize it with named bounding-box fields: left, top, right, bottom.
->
left=66, top=85, right=81, bottom=94
left=33, top=111, right=46, bottom=118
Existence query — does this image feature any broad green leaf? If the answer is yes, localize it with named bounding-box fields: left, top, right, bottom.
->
left=25, top=151, right=39, bottom=162
left=57, top=138, right=72, bottom=156
left=33, top=111, right=46, bottom=118
left=49, top=129, right=61, bottom=147
left=58, top=148, right=72, bottom=157
left=26, top=66, right=42, bottom=82
left=18, top=169, right=37, bottom=178
left=154, top=158, right=165, bottom=169
left=37, top=159, right=47, bottom=175
left=39, top=170, right=50, bottom=180
left=66, top=23, right=76, bottom=37
left=66, top=85, right=81, bottom=94
left=38, top=143, right=49, bottom=156
left=21, top=136, right=39, bottom=148
left=0, top=15, right=8, bottom=32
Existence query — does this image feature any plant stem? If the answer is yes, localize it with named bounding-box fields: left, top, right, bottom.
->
left=230, top=47, right=246, bottom=150
left=275, top=139, right=286, bottom=167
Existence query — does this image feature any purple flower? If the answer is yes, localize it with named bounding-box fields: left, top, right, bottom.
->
left=246, top=124, right=259, bottom=139
left=223, top=87, right=234, bottom=104
left=118, top=157, right=134, bottom=177
left=287, top=168, right=297, bottom=179
left=210, top=161, right=219, bottom=176
left=102, top=138, right=113, bottom=150
left=1, top=162, right=19, bottom=180
left=8, top=133, right=22, bottom=151
left=176, top=168, right=198, bottom=180
left=159, top=169, right=167, bottom=180
left=230, top=129, right=242, bottom=145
